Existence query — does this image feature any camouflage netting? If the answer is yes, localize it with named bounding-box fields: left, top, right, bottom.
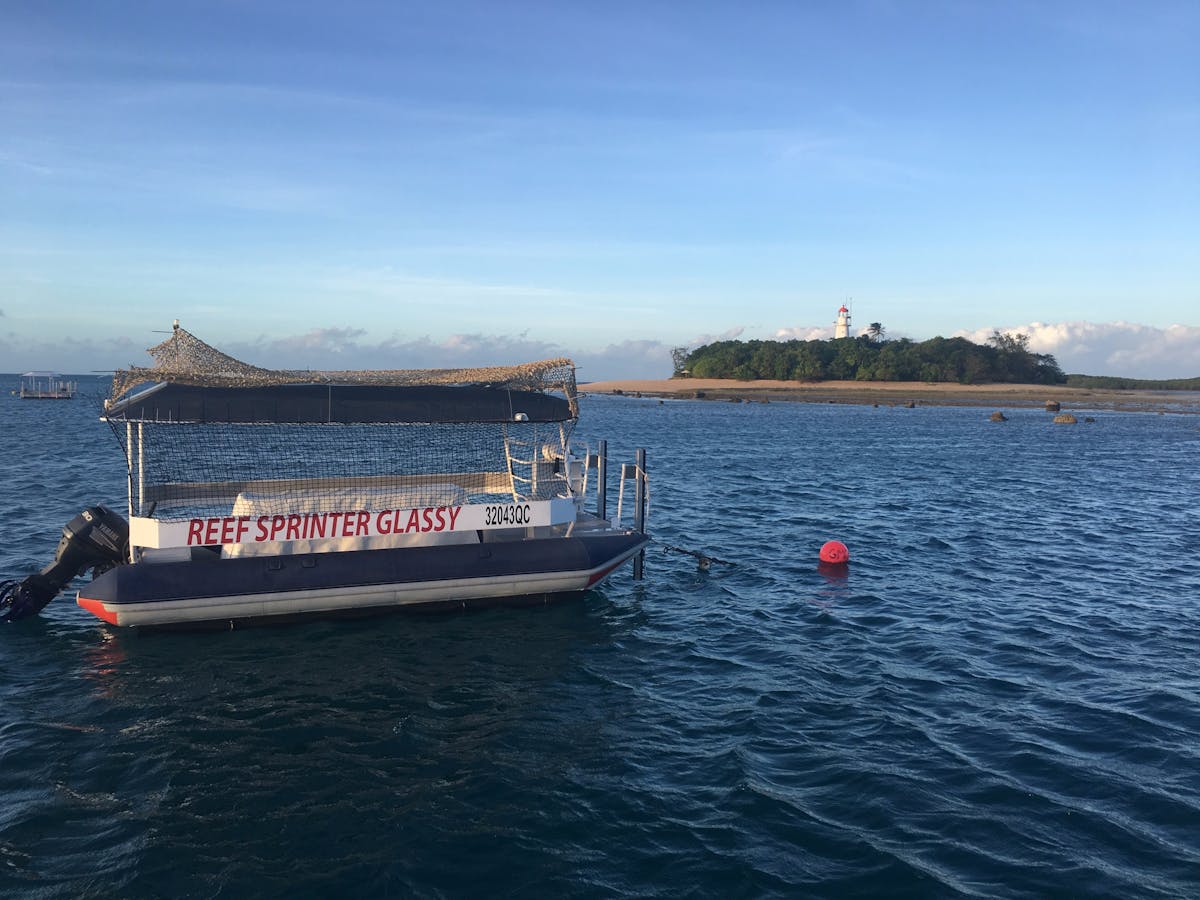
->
left=110, top=323, right=578, bottom=416
left=122, top=418, right=578, bottom=519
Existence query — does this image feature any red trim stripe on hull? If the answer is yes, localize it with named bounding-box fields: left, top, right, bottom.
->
left=77, top=596, right=120, bottom=625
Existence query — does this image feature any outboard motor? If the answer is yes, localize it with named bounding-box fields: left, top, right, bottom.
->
left=1, top=506, right=129, bottom=622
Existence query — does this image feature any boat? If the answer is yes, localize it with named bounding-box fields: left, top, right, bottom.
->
left=1, top=323, right=649, bottom=629
left=19, top=371, right=77, bottom=399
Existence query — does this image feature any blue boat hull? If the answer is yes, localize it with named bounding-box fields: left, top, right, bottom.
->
left=77, top=532, right=648, bottom=628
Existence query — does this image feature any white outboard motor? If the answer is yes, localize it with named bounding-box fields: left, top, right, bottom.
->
left=1, top=506, right=129, bottom=622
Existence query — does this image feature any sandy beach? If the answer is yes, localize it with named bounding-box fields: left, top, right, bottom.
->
left=580, top=378, right=1200, bottom=414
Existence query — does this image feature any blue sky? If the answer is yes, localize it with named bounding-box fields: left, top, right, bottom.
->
left=2, top=0, right=1197, bottom=379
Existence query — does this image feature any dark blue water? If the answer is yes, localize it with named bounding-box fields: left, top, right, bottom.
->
left=2, top=379, right=1199, bottom=897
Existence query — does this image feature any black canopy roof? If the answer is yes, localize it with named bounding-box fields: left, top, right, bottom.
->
left=103, top=382, right=573, bottom=424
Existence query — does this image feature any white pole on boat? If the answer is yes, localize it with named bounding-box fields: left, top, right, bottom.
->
left=633, top=447, right=646, bottom=580
left=137, top=422, right=145, bottom=516
left=597, top=439, right=608, bottom=523
left=125, top=421, right=134, bottom=518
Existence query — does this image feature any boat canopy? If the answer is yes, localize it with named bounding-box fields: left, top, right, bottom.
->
left=105, top=323, right=578, bottom=422
left=103, top=382, right=572, bottom=424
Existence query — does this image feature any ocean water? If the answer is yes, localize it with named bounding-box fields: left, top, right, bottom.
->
left=2, top=379, right=1199, bottom=898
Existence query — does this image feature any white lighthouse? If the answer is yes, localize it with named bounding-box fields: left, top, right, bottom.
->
left=834, top=303, right=851, bottom=339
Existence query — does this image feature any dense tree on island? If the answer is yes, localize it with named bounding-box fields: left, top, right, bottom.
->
left=680, top=332, right=1066, bottom=385
left=1065, top=374, right=1200, bottom=391
left=670, top=346, right=690, bottom=377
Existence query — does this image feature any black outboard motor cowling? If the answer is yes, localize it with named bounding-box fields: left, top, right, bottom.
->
left=1, top=506, right=129, bottom=622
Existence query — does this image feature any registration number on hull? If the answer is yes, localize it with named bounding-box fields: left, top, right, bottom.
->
left=483, top=504, right=531, bottom=526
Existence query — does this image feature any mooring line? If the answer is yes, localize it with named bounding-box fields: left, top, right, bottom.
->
left=656, top=540, right=735, bottom=569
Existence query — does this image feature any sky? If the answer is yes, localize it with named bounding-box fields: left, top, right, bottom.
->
left=2, top=0, right=1197, bottom=380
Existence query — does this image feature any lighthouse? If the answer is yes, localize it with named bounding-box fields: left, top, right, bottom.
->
left=834, top=304, right=851, bottom=339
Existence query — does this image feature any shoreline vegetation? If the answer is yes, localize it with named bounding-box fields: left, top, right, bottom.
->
left=580, top=378, right=1200, bottom=414
left=584, top=331, right=1200, bottom=413
left=679, top=332, right=1069, bottom=386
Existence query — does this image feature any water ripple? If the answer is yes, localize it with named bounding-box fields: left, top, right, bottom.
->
left=1, top=387, right=1198, bottom=896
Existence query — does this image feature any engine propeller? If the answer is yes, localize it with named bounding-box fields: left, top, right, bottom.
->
left=1, top=506, right=129, bottom=622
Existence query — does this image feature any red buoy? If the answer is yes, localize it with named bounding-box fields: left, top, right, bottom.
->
left=819, top=540, right=850, bottom=565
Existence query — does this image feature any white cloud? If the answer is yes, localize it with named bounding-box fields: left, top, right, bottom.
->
left=223, top=329, right=673, bottom=380
left=574, top=340, right=674, bottom=381
left=773, top=325, right=830, bottom=341
left=0, top=333, right=144, bottom=375
left=0, top=325, right=676, bottom=380
left=690, top=326, right=745, bottom=346
left=954, top=321, right=1200, bottom=379
left=221, top=329, right=559, bottom=371
left=7, top=320, right=1194, bottom=383
left=247, top=327, right=369, bottom=355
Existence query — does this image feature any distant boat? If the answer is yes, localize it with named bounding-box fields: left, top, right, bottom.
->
left=19, top=372, right=77, bottom=400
